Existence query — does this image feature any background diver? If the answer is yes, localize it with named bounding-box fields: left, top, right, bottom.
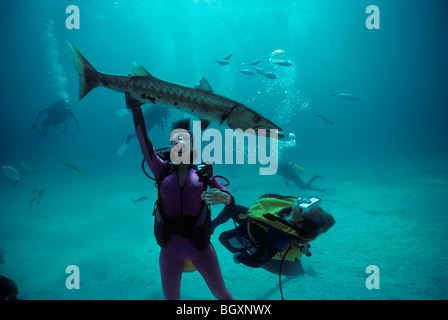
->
left=117, top=105, right=171, bottom=156
left=32, top=99, right=80, bottom=137
left=277, top=160, right=327, bottom=193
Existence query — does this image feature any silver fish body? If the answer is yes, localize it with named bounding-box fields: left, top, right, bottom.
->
left=316, top=115, right=334, bottom=125
left=30, top=188, right=45, bottom=208
left=131, top=196, right=149, bottom=205
left=67, top=42, right=283, bottom=137
left=62, top=162, right=82, bottom=175
left=275, top=60, right=291, bottom=66
left=261, top=72, right=277, bottom=79
left=331, top=93, right=359, bottom=101
left=215, top=60, right=230, bottom=66
left=2, top=166, right=19, bottom=188
left=238, top=69, right=256, bottom=76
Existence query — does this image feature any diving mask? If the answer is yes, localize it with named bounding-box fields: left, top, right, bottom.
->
left=172, top=139, right=187, bottom=153
left=171, top=130, right=190, bottom=153
left=292, top=196, right=321, bottom=214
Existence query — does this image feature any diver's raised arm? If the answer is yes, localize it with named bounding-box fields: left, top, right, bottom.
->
left=127, top=96, right=164, bottom=176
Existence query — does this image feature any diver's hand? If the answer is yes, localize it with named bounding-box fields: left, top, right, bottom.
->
left=201, top=188, right=230, bottom=205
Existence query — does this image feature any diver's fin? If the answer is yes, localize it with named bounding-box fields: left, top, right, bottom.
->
left=195, top=77, right=213, bottom=92
left=200, top=119, right=211, bottom=130
left=67, top=41, right=100, bottom=101
left=117, top=140, right=129, bottom=157
left=116, top=108, right=130, bottom=117
left=132, top=62, right=152, bottom=77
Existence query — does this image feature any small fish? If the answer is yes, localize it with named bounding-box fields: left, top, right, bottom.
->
left=2, top=166, right=19, bottom=188
left=261, top=72, right=277, bottom=79
left=238, top=69, right=255, bottom=76
left=275, top=60, right=291, bottom=66
left=30, top=188, right=45, bottom=208
left=248, top=60, right=261, bottom=65
left=331, top=93, right=359, bottom=101
left=316, top=115, right=334, bottom=125
left=215, top=53, right=233, bottom=65
left=63, top=162, right=83, bottom=175
left=21, top=161, right=39, bottom=175
left=131, top=196, right=148, bottom=205
left=215, top=60, right=229, bottom=66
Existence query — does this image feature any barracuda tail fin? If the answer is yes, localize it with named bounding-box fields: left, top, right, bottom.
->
left=67, top=41, right=99, bottom=101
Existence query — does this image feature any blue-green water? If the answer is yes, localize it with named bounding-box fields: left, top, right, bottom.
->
left=0, top=0, right=447, bottom=300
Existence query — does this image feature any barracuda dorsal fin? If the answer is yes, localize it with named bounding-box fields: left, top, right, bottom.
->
left=195, top=77, right=213, bottom=92
left=132, top=62, right=152, bottom=77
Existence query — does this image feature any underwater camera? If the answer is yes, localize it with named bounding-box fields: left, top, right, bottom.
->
left=293, top=196, right=321, bottom=214
left=196, top=163, right=230, bottom=187
left=196, top=163, right=214, bottom=185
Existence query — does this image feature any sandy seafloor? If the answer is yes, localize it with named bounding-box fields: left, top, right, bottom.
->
left=1, top=155, right=447, bottom=300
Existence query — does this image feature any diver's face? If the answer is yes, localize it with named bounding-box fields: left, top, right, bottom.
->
left=170, top=129, right=191, bottom=154
left=291, top=205, right=309, bottom=220
left=169, top=129, right=194, bottom=165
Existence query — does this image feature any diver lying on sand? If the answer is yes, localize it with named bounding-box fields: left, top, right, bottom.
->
left=214, top=193, right=335, bottom=276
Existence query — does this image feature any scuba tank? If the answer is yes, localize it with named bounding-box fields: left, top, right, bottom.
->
left=288, top=161, right=305, bottom=175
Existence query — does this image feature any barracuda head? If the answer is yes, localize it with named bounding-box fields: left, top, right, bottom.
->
left=226, top=104, right=284, bottom=138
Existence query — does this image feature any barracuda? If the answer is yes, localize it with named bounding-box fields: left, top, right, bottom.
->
left=67, top=41, right=283, bottom=137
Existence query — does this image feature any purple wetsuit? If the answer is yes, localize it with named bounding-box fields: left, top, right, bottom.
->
left=132, top=107, right=234, bottom=300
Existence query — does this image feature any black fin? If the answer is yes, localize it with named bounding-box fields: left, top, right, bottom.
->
left=200, top=119, right=211, bottom=130
left=220, top=114, right=228, bottom=125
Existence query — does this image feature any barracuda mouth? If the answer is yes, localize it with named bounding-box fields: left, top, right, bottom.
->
left=253, top=127, right=285, bottom=139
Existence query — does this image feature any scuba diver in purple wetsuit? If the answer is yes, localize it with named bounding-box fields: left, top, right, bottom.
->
left=127, top=96, right=234, bottom=300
